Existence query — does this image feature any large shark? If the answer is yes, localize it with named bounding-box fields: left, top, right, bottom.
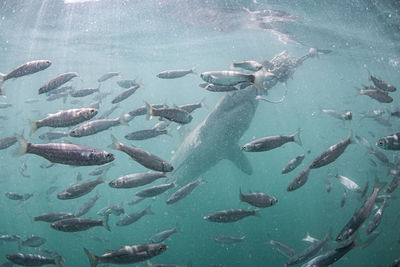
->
left=170, top=86, right=258, bottom=183
left=170, top=48, right=329, bottom=183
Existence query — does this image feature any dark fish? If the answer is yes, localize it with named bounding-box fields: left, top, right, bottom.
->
left=285, top=234, right=329, bottom=266
left=340, top=189, right=347, bottom=208
left=269, top=240, right=296, bottom=258
left=126, top=104, right=165, bottom=120
left=125, top=129, right=169, bottom=141
left=166, top=177, right=204, bottom=204
left=117, top=79, right=138, bottom=88
left=0, top=234, right=21, bottom=242
left=50, top=216, right=110, bottom=232
left=6, top=253, right=62, bottom=267
left=69, top=117, right=127, bottom=137
left=38, top=131, right=69, bottom=141
left=74, top=194, right=100, bottom=217
left=310, top=133, right=354, bottom=169
left=149, top=225, right=178, bottom=243
left=368, top=71, right=397, bottom=92
left=156, top=68, right=195, bottom=79
left=116, top=206, right=153, bottom=226
left=39, top=72, right=78, bottom=95
left=203, top=209, right=259, bottom=223
left=386, top=175, right=399, bottom=194
left=109, top=172, right=167, bottom=189
left=57, top=176, right=104, bottom=199
left=20, top=236, right=46, bottom=248
left=336, top=179, right=384, bottom=241
left=83, top=243, right=167, bottom=267
left=5, top=192, right=33, bottom=201
left=0, top=136, right=17, bottom=150
left=287, top=166, right=311, bottom=192
left=241, top=129, right=301, bottom=152
left=376, top=132, right=400, bottom=150
left=365, top=198, right=387, bottom=235
left=111, top=85, right=140, bottom=104
left=239, top=188, right=277, bottom=208
left=33, top=212, right=75, bottom=223
left=212, top=235, right=245, bottom=244
left=98, top=72, right=119, bottom=82
left=70, top=87, right=100, bottom=98
left=29, top=108, right=98, bottom=134
left=88, top=162, right=115, bottom=176
left=145, top=102, right=192, bottom=124
left=128, top=196, right=145, bottom=206
left=301, top=238, right=356, bottom=267
left=14, top=138, right=114, bottom=166
left=281, top=154, right=305, bottom=174
left=108, top=135, right=173, bottom=172
left=136, top=183, right=176, bottom=198
left=356, top=88, right=393, bottom=103
left=389, top=257, right=400, bottom=267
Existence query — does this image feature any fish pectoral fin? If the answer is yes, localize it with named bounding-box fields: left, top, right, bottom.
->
left=226, top=147, right=253, bottom=175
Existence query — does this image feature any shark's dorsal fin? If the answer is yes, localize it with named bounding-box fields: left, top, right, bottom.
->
left=226, top=147, right=253, bottom=175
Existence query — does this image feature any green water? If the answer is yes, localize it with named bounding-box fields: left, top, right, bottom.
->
left=0, top=0, right=399, bottom=266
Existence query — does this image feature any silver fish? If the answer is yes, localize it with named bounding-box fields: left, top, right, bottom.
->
left=177, top=99, right=205, bottom=113
left=340, top=189, right=347, bottom=208
left=125, top=129, right=169, bottom=141
left=241, top=129, right=301, bottom=152
left=83, top=244, right=167, bottom=266
left=38, top=131, right=69, bottom=141
left=0, top=135, right=17, bottom=150
left=156, top=68, right=195, bottom=79
left=98, top=72, right=119, bottom=83
left=108, top=135, right=173, bottom=172
left=20, top=236, right=46, bottom=248
left=376, top=132, right=400, bottom=150
left=98, top=104, right=120, bottom=119
left=39, top=72, right=78, bottom=95
left=239, top=188, right=277, bottom=208
left=287, top=166, right=311, bottom=192
left=321, top=109, right=352, bottom=121
left=51, top=216, right=110, bottom=232
left=335, top=174, right=362, bottom=193
left=205, top=84, right=238, bottom=92
left=203, top=209, right=259, bottom=223
left=166, top=177, right=204, bottom=204
left=145, top=101, right=192, bottom=124
left=46, top=85, right=73, bottom=96
left=310, top=133, right=354, bottom=169
left=6, top=253, right=62, bottom=267
left=69, top=117, right=127, bottom=137
left=281, top=154, right=305, bottom=174
left=75, top=194, right=100, bottom=217
left=0, top=234, right=21, bottom=242
left=368, top=71, right=397, bottom=92
left=126, top=104, right=165, bottom=120
left=116, top=206, right=153, bottom=226
left=356, top=88, right=393, bottom=103
left=0, top=60, right=51, bottom=82
left=386, top=175, right=399, bottom=194
left=97, top=203, right=125, bottom=217
left=286, top=234, right=329, bottom=265
left=231, top=61, right=262, bottom=71
left=5, top=192, right=33, bottom=201
left=365, top=198, right=387, bottom=235
left=109, top=172, right=167, bottom=189
left=33, top=212, right=75, bottom=223
left=117, top=79, right=138, bottom=88
left=149, top=225, right=178, bottom=243
left=136, top=183, right=176, bottom=198
left=269, top=240, right=296, bottom=258
left=70, top=87, right=99, bottom=98
left=57, top=176, right=104, bottom=199
left=111, top=85, right=140, bottom=104
left=88, top=162, right=115, bottom=176
left=14, top=138, right=114, bottom=166
left=29, top=108, right=98, bottom=134
left=128, top=196, right=145, bottom=206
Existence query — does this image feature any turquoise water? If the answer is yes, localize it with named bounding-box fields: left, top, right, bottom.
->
left=0, top=0, right=399, bottom=266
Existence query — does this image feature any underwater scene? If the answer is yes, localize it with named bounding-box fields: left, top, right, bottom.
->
left=0, top=0, right=399, bottom=266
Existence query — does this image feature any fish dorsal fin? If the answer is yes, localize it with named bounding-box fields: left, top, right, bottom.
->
left=226, top=146, right=252, bottom=175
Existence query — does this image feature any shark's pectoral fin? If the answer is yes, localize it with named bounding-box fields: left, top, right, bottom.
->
left=227, top=148, right=253, bottom=175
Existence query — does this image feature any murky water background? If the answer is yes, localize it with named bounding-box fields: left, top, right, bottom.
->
left=0, top=0, right=399, bottom=266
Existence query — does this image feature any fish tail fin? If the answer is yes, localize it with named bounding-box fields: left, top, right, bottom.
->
left=102, top=214, right=111, bottom=231
left=355, top=87, right=362, bottom=96
left=199, top=96, right=208, bottom=109
left=239, top=187, right=243, bottom=202
left=190, top=67, right=197, bottom=75
left=175, top=222, right=181, bottom=233
left=12, top=135, right=29, bottom=157
left=53, top=253, right=64, bottom=267
left=146, top=261, right=153, bottom=267
left=145, top=205, right=154, bottom=215
left=0, top=73, right=6, bottom=82
left=253, top=209, right=261, bottom=218
left=97, top=176, right=105, bottom=184
left=291, top=128, right=302, bottom=146
left=164, top=128, right=173, bottom=137
left=28, top=120, right=38, bottom=136
left=84, top=248, right=99, bottom=267
left=108, top=134, right=121, bottom=150
left=144, top=101, right=153, bottom=120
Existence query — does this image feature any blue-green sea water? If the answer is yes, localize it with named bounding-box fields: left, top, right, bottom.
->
left=0, top=0, right=399, bottom=266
